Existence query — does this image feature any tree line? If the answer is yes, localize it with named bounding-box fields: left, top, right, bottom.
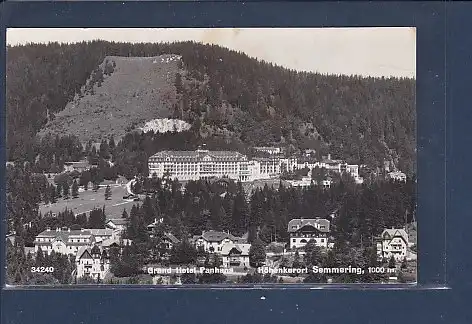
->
left=6, top=161, right=415, bottom=284
left=105, top=174, right=414, bottom=281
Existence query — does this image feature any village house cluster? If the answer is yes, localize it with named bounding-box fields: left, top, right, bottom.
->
left=192, top=230, right=251, bottom=268
left=147, top=148, right=364, bottom=185
left=33, top=218, right=128, bottom=281
left=32, top=212, right=411, bottom=281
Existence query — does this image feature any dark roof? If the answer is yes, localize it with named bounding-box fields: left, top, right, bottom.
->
left=101, top=250, right=109, bottom=260
left=380, top=229, right=408, bottom=243
left=192, top=230, right=245, bottom=243
left=35, top=241, right=91, bottom=247
left=77, top=245, right=109, bottom=260
left=287, top=218, right=330, bottom=233
left=149, top=150, right=246, bottom=162
left=91, top=245, right=101, bottom=255
left=77, top=248, right=93, bottom=260
left=64, top=161, right=90, bottom=168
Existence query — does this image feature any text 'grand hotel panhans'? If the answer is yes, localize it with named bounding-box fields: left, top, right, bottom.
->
left=147, top=148, right=363, bottom=183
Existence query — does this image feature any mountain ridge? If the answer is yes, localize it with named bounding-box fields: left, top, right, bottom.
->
left=6, top=41, right=416, bottom=174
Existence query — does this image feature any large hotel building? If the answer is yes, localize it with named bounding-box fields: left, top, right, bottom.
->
left=148, top=149, right=363, bottom=183
left=148, top=149, right=253, bottom=181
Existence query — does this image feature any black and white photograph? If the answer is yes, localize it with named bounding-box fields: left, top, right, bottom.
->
left=5, top=27, right=417, bottom=286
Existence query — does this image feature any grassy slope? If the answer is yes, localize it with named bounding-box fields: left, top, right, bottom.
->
left=39, top=184, right=137, bottom=219
left=39, top=55, right=180, bottom=142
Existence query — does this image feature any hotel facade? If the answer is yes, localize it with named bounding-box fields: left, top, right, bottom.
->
left=148, top=149, right=362, bottom=183
left=148, top=149, right=253, bottom=182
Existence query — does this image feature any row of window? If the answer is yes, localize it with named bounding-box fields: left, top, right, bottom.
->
left=292, top=238, right=325, bottom=243
left=290, top=232, right=327, bottom=237
left=80, top=259, right=106, bottom=265
left=150, top=159, right=242, bottom=164
left=386, top=245, right=405, bottom=250
left=152, top=163, right=240, bottom=168
left=151, top=160, right=359, bottom=173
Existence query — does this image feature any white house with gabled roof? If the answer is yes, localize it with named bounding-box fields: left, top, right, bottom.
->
left=75, top=245, right=110, bottom=280
left=105, top=218, right=128, bottom=233
left=220, top=243, right=251, bottom=268
left=376, top=228, right=409, bottom=261
left=287, top=218, right=330, bottom=249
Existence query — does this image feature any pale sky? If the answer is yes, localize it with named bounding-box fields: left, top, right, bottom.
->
left=7, top=28, right=416, bottom=78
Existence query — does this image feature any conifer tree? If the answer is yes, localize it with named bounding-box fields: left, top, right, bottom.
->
left=56, top=183, right=62, bottom=198
left=105, top=185, right=112, bottom=200
left=249, top=238, right=266, bottom=268
left=50, top=185, right=57, bottom=203
left=71, top=180, right=79, bottom=198
left=93, top=181, right=99, bottom=192
left=63, top=182, right=70, bottom=199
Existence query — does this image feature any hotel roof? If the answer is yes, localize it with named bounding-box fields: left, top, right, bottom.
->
left=149, top=150, right=246, bottom=160
left=192, top=230, right=246, bottom=243
left=287, top=218, right=331, bottom=233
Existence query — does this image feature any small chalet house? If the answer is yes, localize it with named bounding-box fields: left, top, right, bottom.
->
left=100, top=237, right=133, bottom=252
left=376, top=228, right=409, bottom=261
left=75, top=245, right=110, bottom=280
left=146, top=219, right=180, bottom=250
left=192, top=230, right=247, bottom=253
left=161, top=233, right=180, bottom=250
left=220, top=243, right=251, bottom=268
left=105, top=218, right=128, bottom=233
left=287, top=218, right=330, bottom=249
left=388, top=171, right=407, bottom=182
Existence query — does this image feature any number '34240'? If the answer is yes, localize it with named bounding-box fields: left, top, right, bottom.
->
left=30, top=266, right=54, bottom=273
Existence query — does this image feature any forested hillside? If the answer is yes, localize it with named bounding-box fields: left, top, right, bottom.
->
left=6, top=41, right=416, bottom=173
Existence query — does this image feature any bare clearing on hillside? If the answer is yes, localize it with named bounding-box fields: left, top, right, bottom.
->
left=39, top=55, right=181, bottom=142
left=139, top=118, right=191, bottom=134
